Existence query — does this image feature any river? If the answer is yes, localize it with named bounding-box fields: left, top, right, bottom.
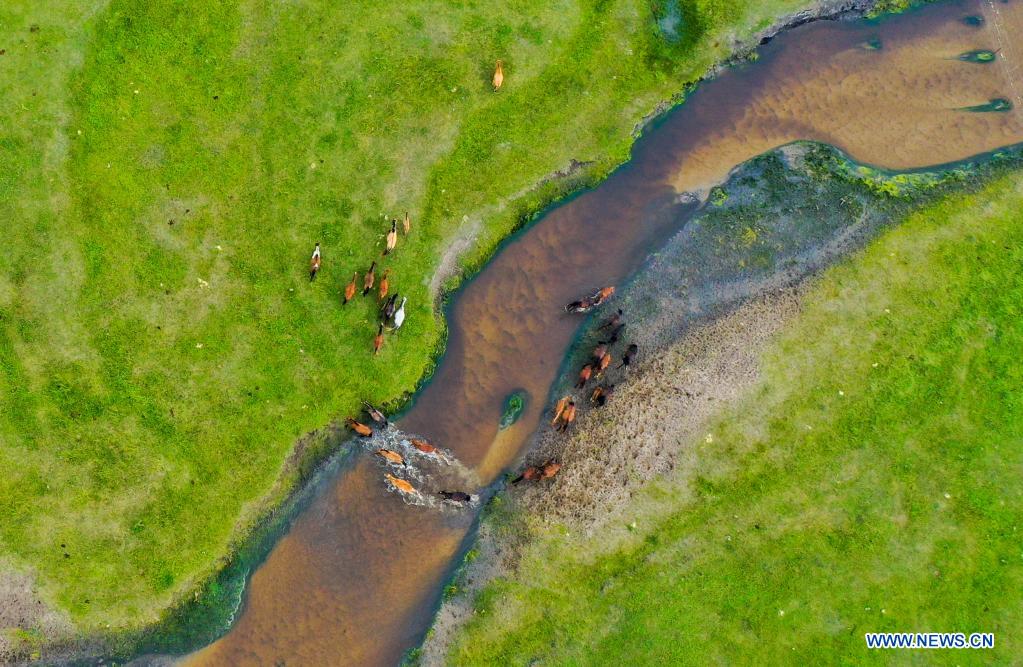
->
left=183, top=1, right=1023, bottom=664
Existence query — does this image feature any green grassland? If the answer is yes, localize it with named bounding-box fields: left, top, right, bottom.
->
left=0, top=0, right=824, bottom=646
left=449, top=172, right=1023, bottom=664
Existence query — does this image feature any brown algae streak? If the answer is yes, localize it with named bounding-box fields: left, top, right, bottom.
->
left=187, top=1, right=1023, bottom=665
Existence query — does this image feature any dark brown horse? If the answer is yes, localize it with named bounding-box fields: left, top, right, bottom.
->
left=439, top=490, right=472, bottom=503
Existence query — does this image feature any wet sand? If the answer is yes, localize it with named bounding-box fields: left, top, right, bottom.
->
left=187, top=1, right=1023, bottom=665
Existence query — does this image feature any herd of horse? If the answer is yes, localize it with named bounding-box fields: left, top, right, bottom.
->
left=340, top=280, right=637, bottom=506
left=325, top=58, right=646, bottom=505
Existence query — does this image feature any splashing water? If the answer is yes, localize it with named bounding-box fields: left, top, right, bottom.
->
left=354, top=427, right=482, bottom=509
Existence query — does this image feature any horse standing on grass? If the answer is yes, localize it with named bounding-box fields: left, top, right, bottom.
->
left=575, top=364, right=593, bottom=388
left=343, top=272, right=358, bottom=305
left=512, top=466, right=540, bottom=484
left=493, top=60, right=504, bottom=91
left=385, top=220, right=398, bottom=255
left=541, top=461, right=562, bottom=480
left=363, top=261, right=376, bottom=296
left=598, top=309, right=623, bottom=331
left=557, top=401, right=576, bottom=432
left=619, top=343, right=639, bottom=369
left=309, top=243, right=321, bottom=280
left=551, top=395, right=570, bottom=426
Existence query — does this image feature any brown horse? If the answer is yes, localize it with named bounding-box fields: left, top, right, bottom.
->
left=410, top=438, right=437, bottom=454
left=550, top=395, right=570, bottom=426
left=618, top=343, right=638, bottom=369
left=376, top=449, right=405, bottom=466
left=378, top=268, right=391, bottom=300
left=565, top=297, right=594, bottom=313
left=373, top=324, right=384, bottom=356
left=363, top=261, right=376, bottom=295
left=345, top=417, right=372, bottom=437
left=592, top=285, right=615, bottom=305
left=597, top=351, right=612, bottom=374
left=540, top=461, right=562, bottom=480
left=591, top=384, right=615, bottom=407
left=512, top=466, right=540, bottom=484
left=598, top=308, right=623, bottom=331
left=343, top=271, right=358, bottom=305
left=601, top=323, right=625, bottom=346
left=575, top=364, right=593, bottom=389
left=557, top=401, right=576, bottom=432
left=386, top=473, right=418, bottom=495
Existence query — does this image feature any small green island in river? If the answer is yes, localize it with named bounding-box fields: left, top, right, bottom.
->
left=2, top=0, right=1022, bottom=664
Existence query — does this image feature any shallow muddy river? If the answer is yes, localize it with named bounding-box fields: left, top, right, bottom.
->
left=184, top=1, right=1023, bottom=664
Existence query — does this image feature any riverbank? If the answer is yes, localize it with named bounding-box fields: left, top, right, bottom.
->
left=418, top=142, right=1023, bottom=663
left=417, top=287, right=807, bottom=666
left=3, top=0, right=904, bottom=663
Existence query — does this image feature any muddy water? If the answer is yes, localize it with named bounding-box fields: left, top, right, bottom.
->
left=187, top=1, right=1023, bottom=665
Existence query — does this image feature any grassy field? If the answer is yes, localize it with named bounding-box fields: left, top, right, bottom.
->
left=0, top=0, right=826, bottom=646
left=448, top=172, right=1023, bottom=664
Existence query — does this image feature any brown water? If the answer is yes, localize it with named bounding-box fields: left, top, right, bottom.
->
left=187, top=1, right=1023, bottom=664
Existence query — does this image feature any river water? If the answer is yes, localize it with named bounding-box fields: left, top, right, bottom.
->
left=185, top=1, right=1023, bottom=664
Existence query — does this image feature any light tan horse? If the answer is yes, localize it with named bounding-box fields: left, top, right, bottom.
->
left=386, top=473, right=418, bottom=495
left=493, top=60, right=504, bottom=91
left=345, top=417, right=372, bottom=437
left=376, top=449, right=405, bottom=465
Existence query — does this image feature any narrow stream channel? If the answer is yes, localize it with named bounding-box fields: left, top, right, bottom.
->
left=183, top=1, right=1023, bottom=664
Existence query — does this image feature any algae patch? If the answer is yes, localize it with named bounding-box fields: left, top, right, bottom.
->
left=958, top=98, right=1013, bottom=113
left=956, top=49, right=997, bottom=63
left=499, top=391, right=527, bottom=430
